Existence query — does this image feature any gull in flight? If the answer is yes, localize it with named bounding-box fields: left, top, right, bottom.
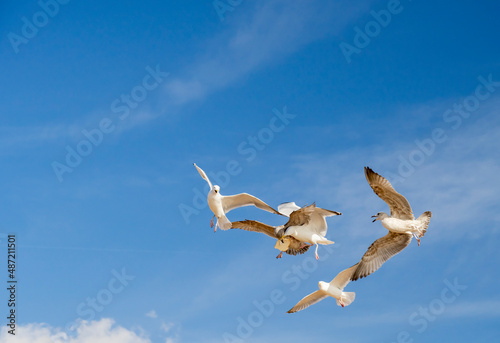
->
left=351, top=167, right=432, bottom=281
left=194, top=163, right=282, bottom=232
left=230, top=220, right=312, bottom=259
left=287, top=264, right=358, bottom=313
left=275, top=202, right=340, bottom=260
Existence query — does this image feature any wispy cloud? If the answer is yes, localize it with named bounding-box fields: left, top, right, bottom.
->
left=145, top=310, right=158, bottom=319
left=163, top=0, right=372, bottom=105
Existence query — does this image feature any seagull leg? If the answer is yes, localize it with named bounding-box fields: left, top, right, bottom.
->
left=276, top=251, right=283, bottom=259
left=315, top=244, right=319, bottom=260
left=210, top=215, right=215, bottom=228
left=412, top=232, right=421, bottom=246
left=214, top=220, right=218, bottom=233
left=340, top=301, right=345, bottom=308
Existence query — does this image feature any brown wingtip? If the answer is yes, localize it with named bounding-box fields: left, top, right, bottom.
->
left=287, top=309, right=295, bottom=314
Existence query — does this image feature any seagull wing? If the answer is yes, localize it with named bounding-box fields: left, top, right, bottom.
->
left=230, top=220, right=277, bottom=239
left=277, top=202, right=301, bottom=217
left=286, top=237, right=311, bottom=255
left=287, top=290, right=328, bottom=314
left=221, top=193, right=281, bottom=215
left=351, top=232, right=412, bottom=281
left=309, top=207, right=342, bottom=236
left=330, top=264, right=358, bottom=290
left=364, top=166, right=414, bottom=220
left=193, top=163, right=213, bottom=190
left=285, top=203, right=316, bottom=227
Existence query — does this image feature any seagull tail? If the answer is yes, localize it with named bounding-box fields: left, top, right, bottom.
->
left=336, top=292, right=355, bottom=307
left=416, top=211, right=432, bottom=238
left=318, top=238, right=335, bottom=245
left=218, top=215, right=232, bottom=231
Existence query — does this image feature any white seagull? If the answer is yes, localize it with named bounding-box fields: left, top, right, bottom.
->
left=275, top=202, right=340, bottom=260
left=351, top=167, right=432, bottom=281
left=194, top=163, right=282, bottom=232
left=287, top=264, right=358, bottom=313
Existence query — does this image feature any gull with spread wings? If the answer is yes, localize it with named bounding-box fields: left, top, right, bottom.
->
left=287, top=264, right=358, bottom=313
left=194, top=163, right=282, bottom=232
left=351, top=167, right=432, bottom=281
left=232, top=202, right=340, bottom=260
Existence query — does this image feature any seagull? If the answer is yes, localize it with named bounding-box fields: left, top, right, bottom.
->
left=230, top=220, right=311, bottom=259
left=275, top=202, right=340, bottom=260
left=193, top=163, right=282, bottom=232
left=351, top=167, right=432, bottom=281
left=287, top=264, right=358, bottom=313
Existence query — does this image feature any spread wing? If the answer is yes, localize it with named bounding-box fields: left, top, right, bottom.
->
left=193, top=163, right=212, bottom=190
left=277, top=202, right=301, bottom=216
left=286, top=203, right=317, bottom=227
left=230, top=220, right=277, bottom=239
left=351, top=232, right=412, bottom=281
left=287, top=290, right=328, bottom=314
left=286, top=237, right=311, bottom=255
left=221, top=193, right=281, bottom=215
left=309, top=207, right=341, bottom=237
left=365, top=166, right=414, bottom=220
left=330, top=264, right=359, bottom=290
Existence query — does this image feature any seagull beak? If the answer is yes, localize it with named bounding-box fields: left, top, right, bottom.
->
left=371, top=215, right=377, bottom=222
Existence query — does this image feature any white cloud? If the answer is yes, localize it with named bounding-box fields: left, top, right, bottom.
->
left=145, top=310, right=158, bottom=319
left=0, top=318, right=150, bottom=343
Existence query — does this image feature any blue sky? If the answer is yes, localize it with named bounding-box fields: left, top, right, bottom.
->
left=1, top=0, right=500, bottom=342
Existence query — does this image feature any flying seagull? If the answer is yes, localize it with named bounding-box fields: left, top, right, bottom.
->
left=230, top=220, right=311, bottom=259
left=193, top=163, right=282, bottom=232
left=351, top=167, right=432, bottom=281
left=287, top=264, right=358, bottom=313
left=276, top=202, right=340, bottom=260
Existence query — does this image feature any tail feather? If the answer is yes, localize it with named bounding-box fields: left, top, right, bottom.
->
left=336, top=292, right=355, bottom=307
left=218, top=215, right=232, bottom=231
left=416, top=211, right=432, bottom=238
left=318, top=239, right=335, bottom=245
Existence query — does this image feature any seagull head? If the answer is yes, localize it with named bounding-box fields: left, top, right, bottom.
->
left=212, top=185, right=220, bottom=194
left=274, top=225, right=285, bottom=238
left=371, top=212, right=389, bottom=222
left=318, top=281, right=329, bottom=292
left=274, top=237, right=291, bottom=251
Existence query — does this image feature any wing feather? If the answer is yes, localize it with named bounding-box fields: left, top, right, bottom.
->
left=287, top=291, right=328, bottom=313
left=351, top=232, right=412, bottom=281
left=286, top=203, right=316, bottom=227
left=365, top=167, right=414, bottom=220
left=277, top=202, right=301, bottom=216
left=330, top=264, right=359, bottom=290
left=193, top=163, right=212, bottom=189
left=230, top=220, right=277, bottom=239
left=221, top=193, right=281, bottom=215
